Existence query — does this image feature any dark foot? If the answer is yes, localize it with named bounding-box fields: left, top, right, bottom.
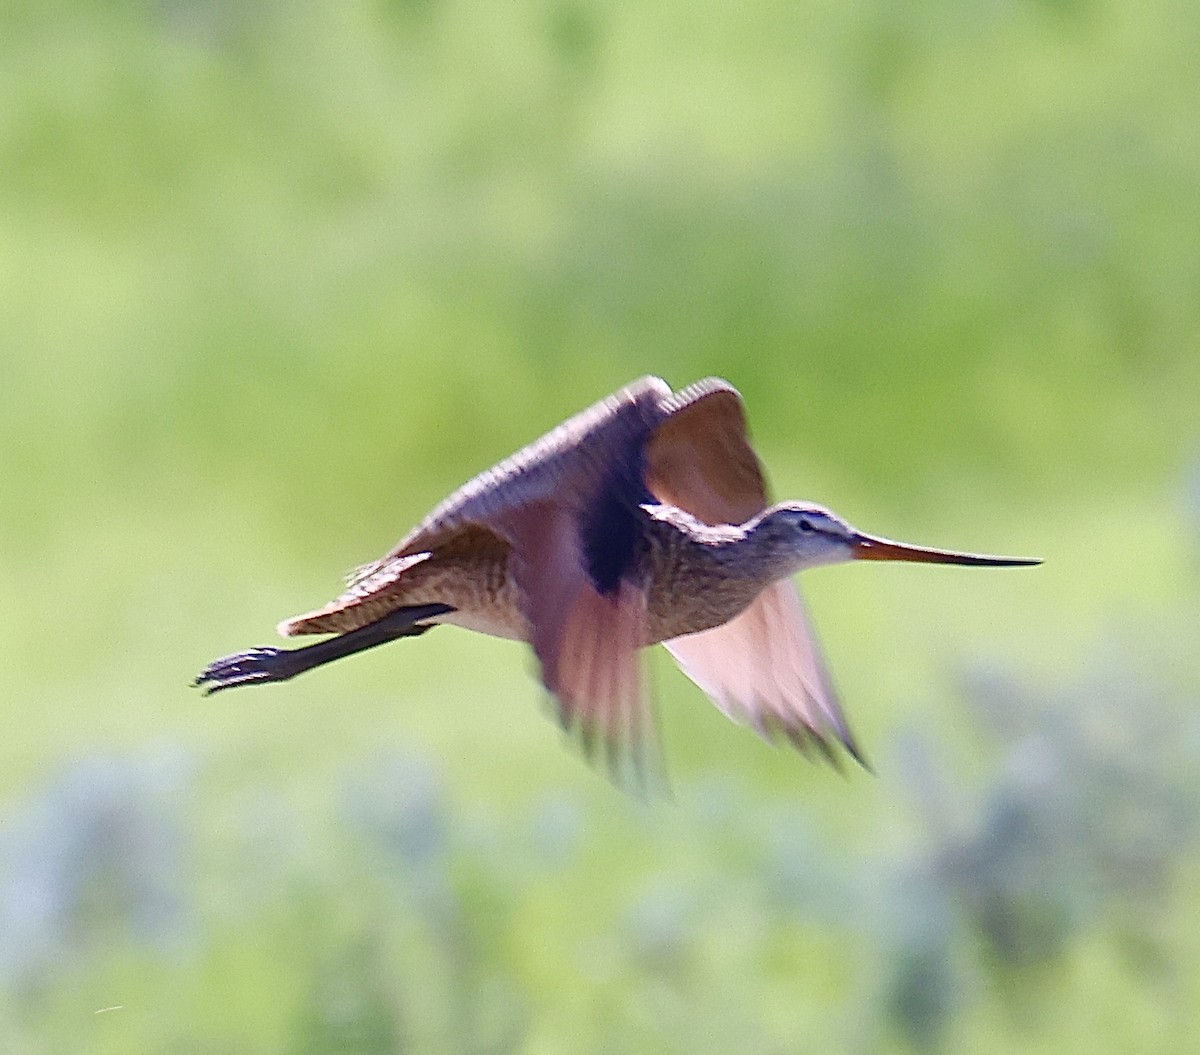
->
left=193, top=647, right=300, bottom=694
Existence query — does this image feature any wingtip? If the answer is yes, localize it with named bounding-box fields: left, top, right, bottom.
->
left=778, top=718, right=871, bottom=774
left=840, top=730, right=874, bottom=774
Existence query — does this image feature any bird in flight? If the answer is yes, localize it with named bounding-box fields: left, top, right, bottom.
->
left=195, top=376, right=1038, bottom=776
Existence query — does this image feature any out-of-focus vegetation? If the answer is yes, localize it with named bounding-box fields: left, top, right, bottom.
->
left=2, top=0, right=1198, bottom=1051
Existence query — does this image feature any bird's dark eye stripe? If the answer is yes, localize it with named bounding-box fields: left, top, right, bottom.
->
left=798, top=518, right=814, bottom=532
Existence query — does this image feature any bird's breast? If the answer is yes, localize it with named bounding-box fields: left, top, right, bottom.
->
left=642, top=530, right=767, bottom=644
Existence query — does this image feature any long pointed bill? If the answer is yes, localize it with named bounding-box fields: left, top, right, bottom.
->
left=851, top=532, right=1041, bottom=567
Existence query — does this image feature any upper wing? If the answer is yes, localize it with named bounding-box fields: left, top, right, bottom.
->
left=285, top=380, right=671, bottom=639
left=387, top=375, right=672, bottom=559
left=645, top=379, right=859, bottom=761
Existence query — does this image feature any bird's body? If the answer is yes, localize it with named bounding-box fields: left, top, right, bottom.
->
left=196, top=376, right=1038, bottom=769
left=281, top=505, right=786, bottom=645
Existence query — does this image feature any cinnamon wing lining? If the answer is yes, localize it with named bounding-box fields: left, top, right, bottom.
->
left=644, top=378, right=768, bottom=524
left=646, top=378, right=861, bottom=764
left=554, top=579, right=657, bottom=783
left=489, top=501, right=660, bottom=781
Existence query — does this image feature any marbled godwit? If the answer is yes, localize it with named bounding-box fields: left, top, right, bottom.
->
left=195, top=376, right=1038, bottom=771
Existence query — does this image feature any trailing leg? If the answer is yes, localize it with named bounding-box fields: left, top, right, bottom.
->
left=193, top=603, right=455, bottom=694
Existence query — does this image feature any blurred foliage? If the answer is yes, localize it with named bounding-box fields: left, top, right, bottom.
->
left=1, top=0, right=1199, bottom=1051
left=5, top=647, right=1200, bottom=1052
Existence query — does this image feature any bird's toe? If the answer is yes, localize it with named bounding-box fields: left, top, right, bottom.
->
left=193, top=647, right=289, bottom=694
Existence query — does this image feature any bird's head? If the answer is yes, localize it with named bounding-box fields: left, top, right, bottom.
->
left=752, top=502, right=1042, bottom=575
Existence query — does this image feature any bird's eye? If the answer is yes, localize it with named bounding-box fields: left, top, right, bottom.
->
left=798, top=517, right=815, bottom=533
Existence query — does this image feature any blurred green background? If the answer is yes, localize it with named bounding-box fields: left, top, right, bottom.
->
left=2, top=0, right=1199, bottom=1051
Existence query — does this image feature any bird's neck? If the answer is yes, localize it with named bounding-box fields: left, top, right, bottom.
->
left=642, top=504, right=796, bottom=586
